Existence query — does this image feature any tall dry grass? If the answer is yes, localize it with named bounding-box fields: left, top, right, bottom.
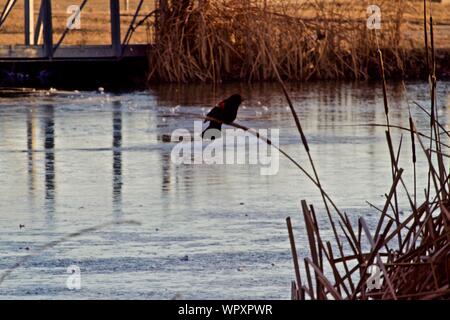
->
left=283, top=0, right=450, bottom=300
left=148, top=0, right=409, bottom=82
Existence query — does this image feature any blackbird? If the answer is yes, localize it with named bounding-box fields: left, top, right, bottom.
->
left=202, top=94, right=243, bottom=139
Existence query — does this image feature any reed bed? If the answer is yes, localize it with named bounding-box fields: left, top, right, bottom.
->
left=284, top=1, right=450, bottom=300
left=150, top=1, right=449, bottom=300
left=148, top=0, right=409, bottom=82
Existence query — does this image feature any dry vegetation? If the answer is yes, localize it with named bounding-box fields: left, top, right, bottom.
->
left=148, top=0, right=450, bottom=82
left=186, top=1, right=449, bottom=300
left=1, top=1, right=449, bottom=81
left=195, top=1, right=450, bottom=291
left=286, top=78, right=450, bottom=299
left=281, top=1, right=450, bottom=300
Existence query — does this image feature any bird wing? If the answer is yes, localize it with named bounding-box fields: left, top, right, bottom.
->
left=205, top=106, right=222, bottom=123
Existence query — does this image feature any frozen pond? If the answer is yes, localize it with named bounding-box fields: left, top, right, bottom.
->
left=0, top=81, right=449, bottom=299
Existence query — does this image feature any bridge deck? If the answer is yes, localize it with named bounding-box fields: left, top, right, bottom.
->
left=0, top=44, right=149, bottom=61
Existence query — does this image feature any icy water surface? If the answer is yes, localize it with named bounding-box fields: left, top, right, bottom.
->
left=0, top=81, right=449, bottom=299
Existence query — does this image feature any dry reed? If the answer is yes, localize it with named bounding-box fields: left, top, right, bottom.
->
left=148, top=0, right=409, bottom=82
left=153, top=0, right=448, bottom=300
left=168, top=2, right=449, bottom=299
left=285, top=0, right=450, bottom=300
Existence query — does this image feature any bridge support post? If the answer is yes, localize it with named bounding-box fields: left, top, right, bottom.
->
left=110, top=0, right=121, bottom=57
left=24, top=0, right=35, bottom=45
left=42, top=0, right=53, bottom=58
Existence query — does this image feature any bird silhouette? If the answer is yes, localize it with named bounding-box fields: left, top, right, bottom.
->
left=202, top=94, right=243, bottom=139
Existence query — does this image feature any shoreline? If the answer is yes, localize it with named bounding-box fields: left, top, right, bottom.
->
left=0, top=48, right=449, bottom=90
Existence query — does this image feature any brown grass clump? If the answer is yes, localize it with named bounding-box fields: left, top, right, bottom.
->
left=148, top=0, right=410, bottom=82
left=155, top=2, right=449, bottom=299
left=284, top=1, right=450, bottom=300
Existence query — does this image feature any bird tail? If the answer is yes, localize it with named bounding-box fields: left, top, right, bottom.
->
left=201, top=122, right=221, bottom=139
left=201, top=127, right=208, bottom=138
left=201, top=123, right=211, bottom=138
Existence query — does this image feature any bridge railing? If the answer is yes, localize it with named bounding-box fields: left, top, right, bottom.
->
left=0, top=0, right=157, bottom=59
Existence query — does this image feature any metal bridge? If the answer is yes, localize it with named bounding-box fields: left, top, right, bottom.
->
left=0, top=0, right=156, bottom=61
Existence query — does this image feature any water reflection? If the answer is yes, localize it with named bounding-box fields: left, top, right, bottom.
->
left=0, top=81, right=448, bottom=299
left=148, top=82, right=449, bottom=208
left=150, top=82, right=387, bottom=126
left=113, top=101, right=123, bottom=216
left=42, top=105, right=55, bottom=220
left=26, top=108, right=37, bottom=196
